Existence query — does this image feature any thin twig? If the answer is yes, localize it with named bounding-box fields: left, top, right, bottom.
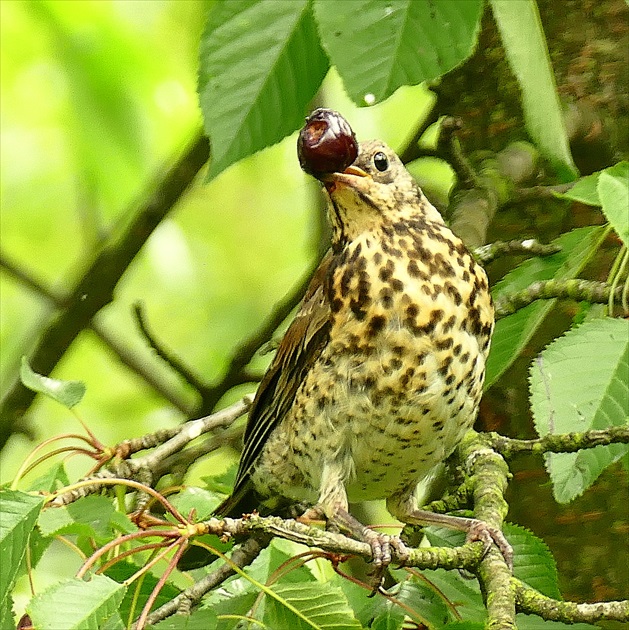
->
left=139, top=535, right=272, bottom=627
left=507, top=182, right=574, bottom=205
left=437, top=117, right=480, bottom=189
left=133, top=302, right=209, bottom=395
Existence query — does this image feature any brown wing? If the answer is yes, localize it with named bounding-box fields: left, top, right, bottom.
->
left=215, top=252, right=333, bottom=516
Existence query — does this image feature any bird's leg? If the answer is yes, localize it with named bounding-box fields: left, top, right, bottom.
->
left=299, top=463, right=409, bottom=589
left=387, top=493, right=513, bottom=570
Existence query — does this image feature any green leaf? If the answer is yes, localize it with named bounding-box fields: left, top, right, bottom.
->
left=101, top=612, right=125, bottom=630
left=313, top=0, right=483, bottom=106
left=0, top=595, right=15, bottom=630
left=598, top=162, right=629, bottom=247
left=555, top=172, right=601, bottom=206
left=37, top=496, right=121, bottom=543
left=199, top=0, right=329, bottom=180
left=503, top=524, right=560, bottom=599
left=20, top=357, right=86, bottom=409
left=153, top=609, right=218, bottom=629
left=530, top=317, right=629, bottom=503
left=0, top=490, right=45, bottom=616
left=264, top=582, right=362, bottom=629
left=391, top=578, right=454, bottom=627
left=370, top=604, right=405, bottom=630
left=490, top=0, right=577, bottom=181
left=486, top=226, right=606, bottom=389
left=201, top=464, right=237, bottom=496
left=27, top=462, right=70, bottom=493
left=424, top=523, right=559, bottom=598
left=515, top=615, right=597, bottom=630
left=105, top=561, right=181, bottom=629
left=410, top=568, right=485, bottom=623
left=203, top=588, right=258, bottom=630
left=171, top=487, right=221, bottom=521
left=27, top=575, right=125, bottom=630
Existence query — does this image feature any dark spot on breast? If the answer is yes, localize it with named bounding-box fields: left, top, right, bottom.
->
left=445, top=374, right=456, bottom=386
left=379, top=287, right=393, bottom=308
left=444, top=281, right=462, bottom=305
left=433, top=253, right=456, bottom=277
left=350, top=299, right=368, bottom=320
left=438, top=356, right=453, bottom=376
left=435, top=337, right=453, bottom=350
left=460, top=352, right=470, bottom=363
left=379, top=260, right=394, bottom=281
left=393, top=222, right=410, bottom=236
left=453, top=344, right=462, bottom=356
left=406, top=304, right=419, bottom=319
left=390, top=278, right=404, bottom=292
left=393, top=345, right=405, bottom=356
left=367, top=314, right=386, bottom=337
left=349, top=243, right=362, bottom=262
left=442, top=315, right=457, bottom=333
left=432, top=419, right=444, bottom=430
left=373, top=251, right=382, bottom=264
left=390, top=357, right=403, bottom=370
left=340, top=268, right=352, bottom=297
left=408, top=259, right=420, bottom=277
left=382, top=241, right=402, bottom=257
left=331, top=297, right=343, bottom=312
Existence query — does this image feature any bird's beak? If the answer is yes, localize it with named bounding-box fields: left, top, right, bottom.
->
left=322, top=165, right=370, bottom=193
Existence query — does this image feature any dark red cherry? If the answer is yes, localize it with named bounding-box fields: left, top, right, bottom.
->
left=297, top=108, right=358, bottom=177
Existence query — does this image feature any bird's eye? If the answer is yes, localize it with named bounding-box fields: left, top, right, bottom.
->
left=373, top=152, right=388, bottom=172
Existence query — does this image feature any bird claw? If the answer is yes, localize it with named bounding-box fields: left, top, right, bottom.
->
left=465, top=519, right=513, bottom=570
left=362, top=529, right=410, bottom=595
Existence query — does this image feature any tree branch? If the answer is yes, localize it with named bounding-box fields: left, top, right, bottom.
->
left=0, top=131, right=210, bottom=449
left=494, top=279, right=624, bottom=319
left=514, top=580, right=629, bottom=624
left=458, top=431, right=515, bottom=629
left=0, top=253, right=195, bottom=415
left=487, top=426, right=629, bottom=458
left=473, top=239, right=561, bottom=265
left=139, top=535, right=272, bottom=628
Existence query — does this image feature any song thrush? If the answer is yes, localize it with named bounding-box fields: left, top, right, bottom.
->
left=216, top=111, right=511, bottom=569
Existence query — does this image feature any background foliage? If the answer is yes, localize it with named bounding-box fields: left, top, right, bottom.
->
left=1, top=0, right=628, bottom=628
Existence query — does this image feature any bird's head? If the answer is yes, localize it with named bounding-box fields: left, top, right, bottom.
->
left=321, top=140, right=444, bottom=247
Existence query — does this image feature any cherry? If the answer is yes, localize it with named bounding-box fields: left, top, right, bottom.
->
left=297, top=108, right=358, bottom=177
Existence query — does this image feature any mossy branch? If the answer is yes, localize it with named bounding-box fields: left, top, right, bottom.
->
left=494, top=279, right=624, bottom=319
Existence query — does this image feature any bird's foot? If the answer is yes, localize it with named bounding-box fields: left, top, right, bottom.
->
left=360, top=529, right=410, bottom=595
left=465, top=518, right=513, bottom=570
left=390, top=506, right=513, bottom=570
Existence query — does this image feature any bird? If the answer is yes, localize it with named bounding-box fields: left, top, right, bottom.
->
left=215, top=135, right=511, bottom=570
